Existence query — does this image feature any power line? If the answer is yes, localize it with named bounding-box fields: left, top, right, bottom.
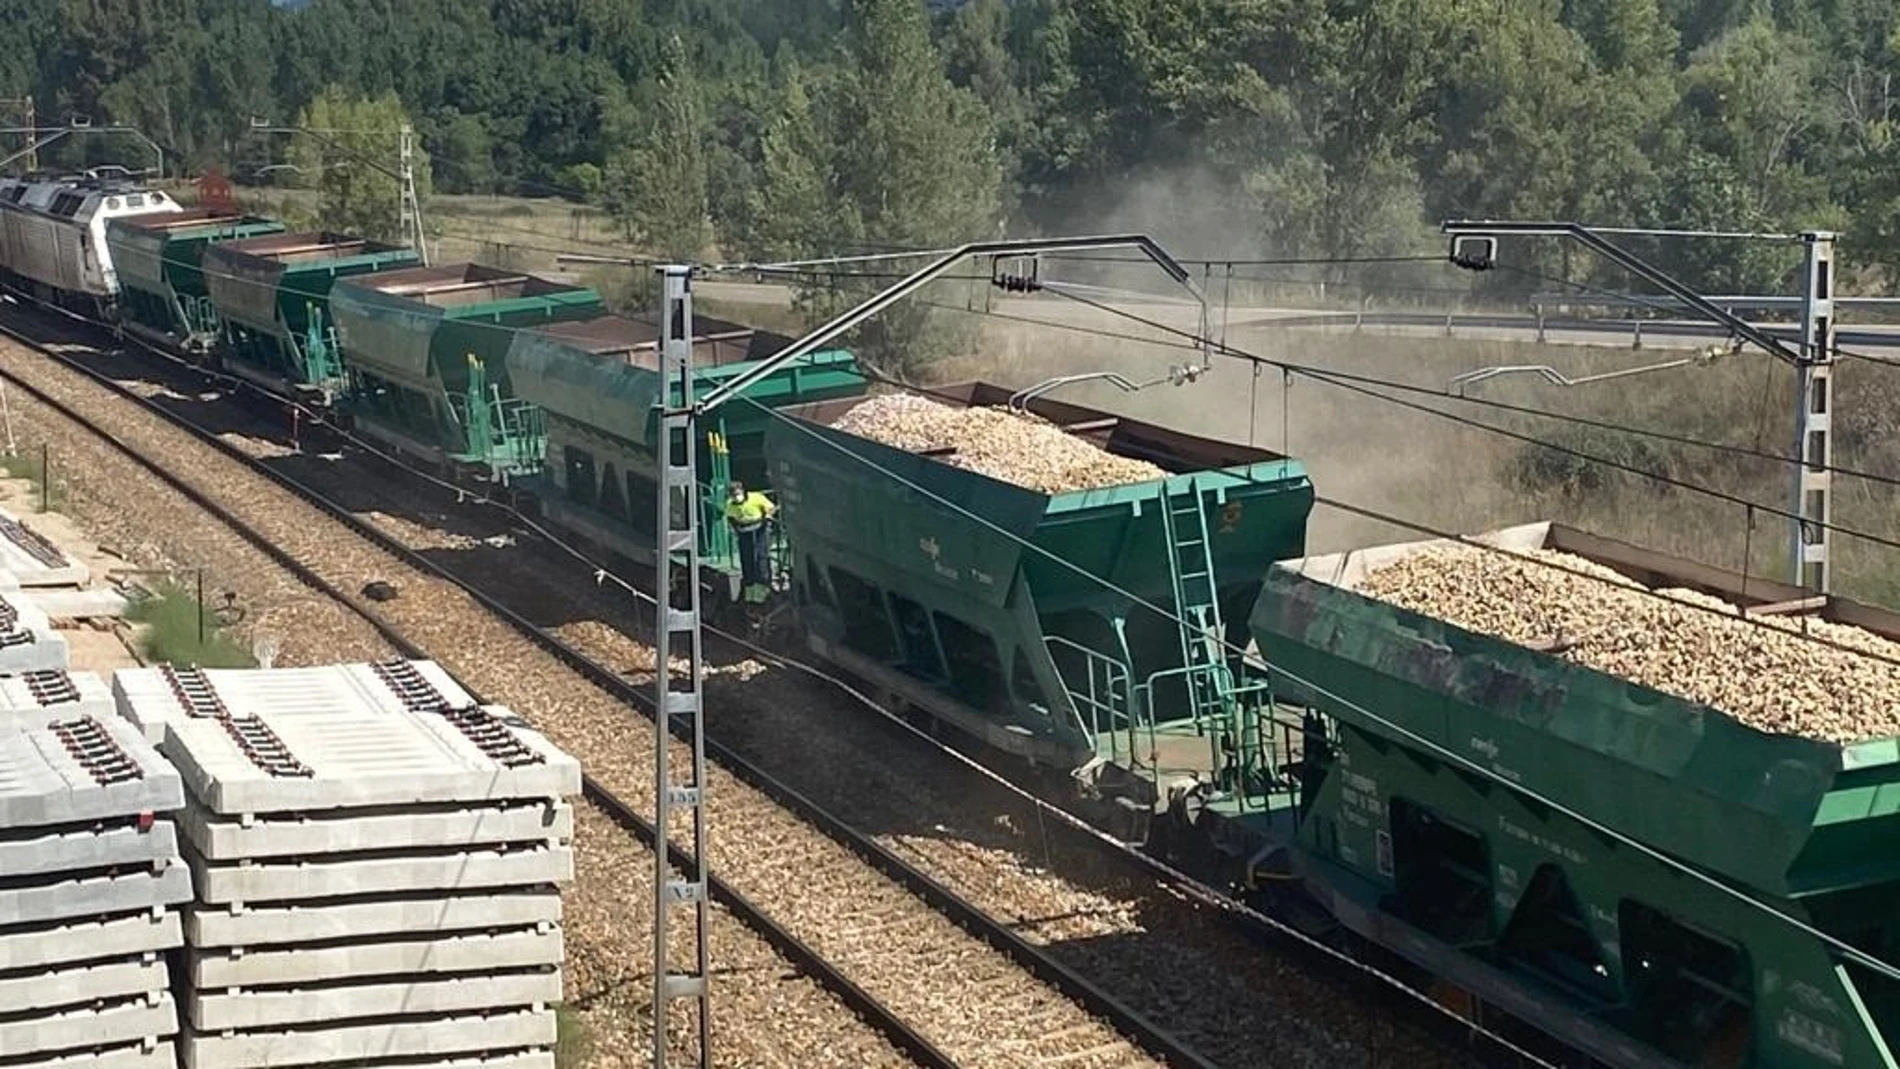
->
left=20, top=242, right=1900, bottom=986
left=7, top=279, right=1567, bottom=1069
left=1489, top=261, right=1716, bottom=322
left=729, top=390, right=1900, bottom=988
left=1044, top=252, right=1446, bottom=267
left=100, top=225, right=1900, bottom=500
left=908, top=290, right=1900, bottom=488
left=76, top=187, right=1900, bottom=554
left=87, top=228, right=1900, bottom=629
left=1034, top=283, right=1900, bottom=552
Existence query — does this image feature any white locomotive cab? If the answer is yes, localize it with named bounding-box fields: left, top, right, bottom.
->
left=84, top=187, right=184, bottom=293
left=0, top=177, right=180, bottom=302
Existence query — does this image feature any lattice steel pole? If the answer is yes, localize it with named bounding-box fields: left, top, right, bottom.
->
left=397, top=123, right=428, bottom=265
left=652, top=264, right=711, bottom=1067
left=1792, top=231, right=1836, bottom=592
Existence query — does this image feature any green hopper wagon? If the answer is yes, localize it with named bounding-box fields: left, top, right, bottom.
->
left=330, top=264, right=605, bottom=480
left=507, top=312, right=866, bottom=596
left=1247, top=521, right=1900, bottom=1069
left=201, top=231, right=419, bottom=401
left=766, top=384, right=1313, bottom=775
left=104, top=210, right=284, bottom=351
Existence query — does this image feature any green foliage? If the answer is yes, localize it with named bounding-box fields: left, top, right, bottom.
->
left=289, top=87, right=431, bottom=243
left=1507, top=426, right=1679, bottom=503
left=11, top=0, right=1900, bottom=298
left=552, top=1005, right=591, bottom=1069
left=602, top=34, right=711, bottom=260
left=754, top=0, right=1005, bottom=379
left=0, top=449, right=61, bottom=511
left=127, top=582, right=256, bottom=670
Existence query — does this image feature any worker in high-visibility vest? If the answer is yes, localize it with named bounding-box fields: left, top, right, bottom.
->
left=724, top=480, right=778, bottom=604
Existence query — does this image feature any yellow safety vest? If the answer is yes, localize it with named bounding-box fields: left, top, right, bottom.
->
left=725, top=491, right=776, bottom=529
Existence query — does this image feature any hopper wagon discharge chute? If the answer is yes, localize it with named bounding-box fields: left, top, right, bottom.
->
left=201, top=231, right=420, bottom=403
left=103, top=210, right=285, bottom=353
left=329, top=263, right=605, bottom=482
left=762, top=383, right=1313, bottom=801
left=1231, top=520, right=1900, bottom=1069
left=505, top=313, right=868, bottom=606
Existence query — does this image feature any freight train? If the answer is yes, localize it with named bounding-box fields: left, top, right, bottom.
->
left=2, top=171, right=1896, bottom=1068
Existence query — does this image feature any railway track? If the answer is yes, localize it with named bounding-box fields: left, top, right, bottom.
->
left=0, top=297, right=1547, bottom=1069
left=0, top=307, right=1205, bottom=1068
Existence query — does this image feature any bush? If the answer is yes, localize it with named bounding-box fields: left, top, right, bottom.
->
left=127, top=582, right=255, bottom=668
left=1507, top=426, right=1676, bottom=502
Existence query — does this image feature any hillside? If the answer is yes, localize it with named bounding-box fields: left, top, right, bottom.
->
left=2, top=0, right=1897, bottom=295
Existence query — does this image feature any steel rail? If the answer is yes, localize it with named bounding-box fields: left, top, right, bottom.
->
left=0, top=309, right=964, bottom=1069
left=0, top=301, right=1221, bottom=1069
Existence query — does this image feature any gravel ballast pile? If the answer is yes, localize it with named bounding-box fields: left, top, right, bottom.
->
left=831, top=393, right=1166, bottom=493
left=1357, top=542, right=1900, bottom=744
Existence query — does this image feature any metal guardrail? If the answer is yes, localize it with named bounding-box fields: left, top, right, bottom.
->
left=1529, top=292, right=1900, bottom=312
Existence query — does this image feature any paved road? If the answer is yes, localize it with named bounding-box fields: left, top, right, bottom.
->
left=696, top=278, right=1900, bottom=357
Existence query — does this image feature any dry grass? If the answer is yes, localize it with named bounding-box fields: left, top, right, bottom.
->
left=196, top=186, right=623, bottom=275
left=425, top=194, right=621, bottom=272
left=154, top=181, right=1900, bottom=605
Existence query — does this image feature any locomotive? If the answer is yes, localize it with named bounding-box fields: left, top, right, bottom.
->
left=0, top=172, right=185, bottom=318
left=2, top=173, right=1896, bottom=1068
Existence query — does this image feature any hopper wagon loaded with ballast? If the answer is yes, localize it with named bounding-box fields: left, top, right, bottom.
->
left=764, top=383, right=1314, bottom=774
left=1218, top=521, right=1900, bottom=1069
left=10, top=170, right=1900, bottom=1068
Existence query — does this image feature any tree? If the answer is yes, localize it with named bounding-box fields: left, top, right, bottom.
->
left=288, top=87, right=432, bottom=242
left=834, top=0, right=1003, bottom=248
left=824, top=0, right=1007, bottom=377
left=744, top=55, right=836, bottom=263
left=602, top=34, right=710, bottom=261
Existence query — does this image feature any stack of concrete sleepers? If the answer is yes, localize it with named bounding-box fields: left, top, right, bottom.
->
left=0, top=668, right=114, bottom=720
left=0, top=587, right=72, bottom=671
left=0, top=711, right=190, bottom=1069
left=109, top=660, right=471, bottom=747
left=111, top=659, right=579, bottom=1069
left=0, top=507, right=86, bottom=588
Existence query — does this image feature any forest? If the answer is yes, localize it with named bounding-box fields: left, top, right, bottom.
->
left=3, top=0, right=1900, bottom=297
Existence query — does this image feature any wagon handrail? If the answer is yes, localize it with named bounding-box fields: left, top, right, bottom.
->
left=1044, top=635, right=1139, bottom=766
